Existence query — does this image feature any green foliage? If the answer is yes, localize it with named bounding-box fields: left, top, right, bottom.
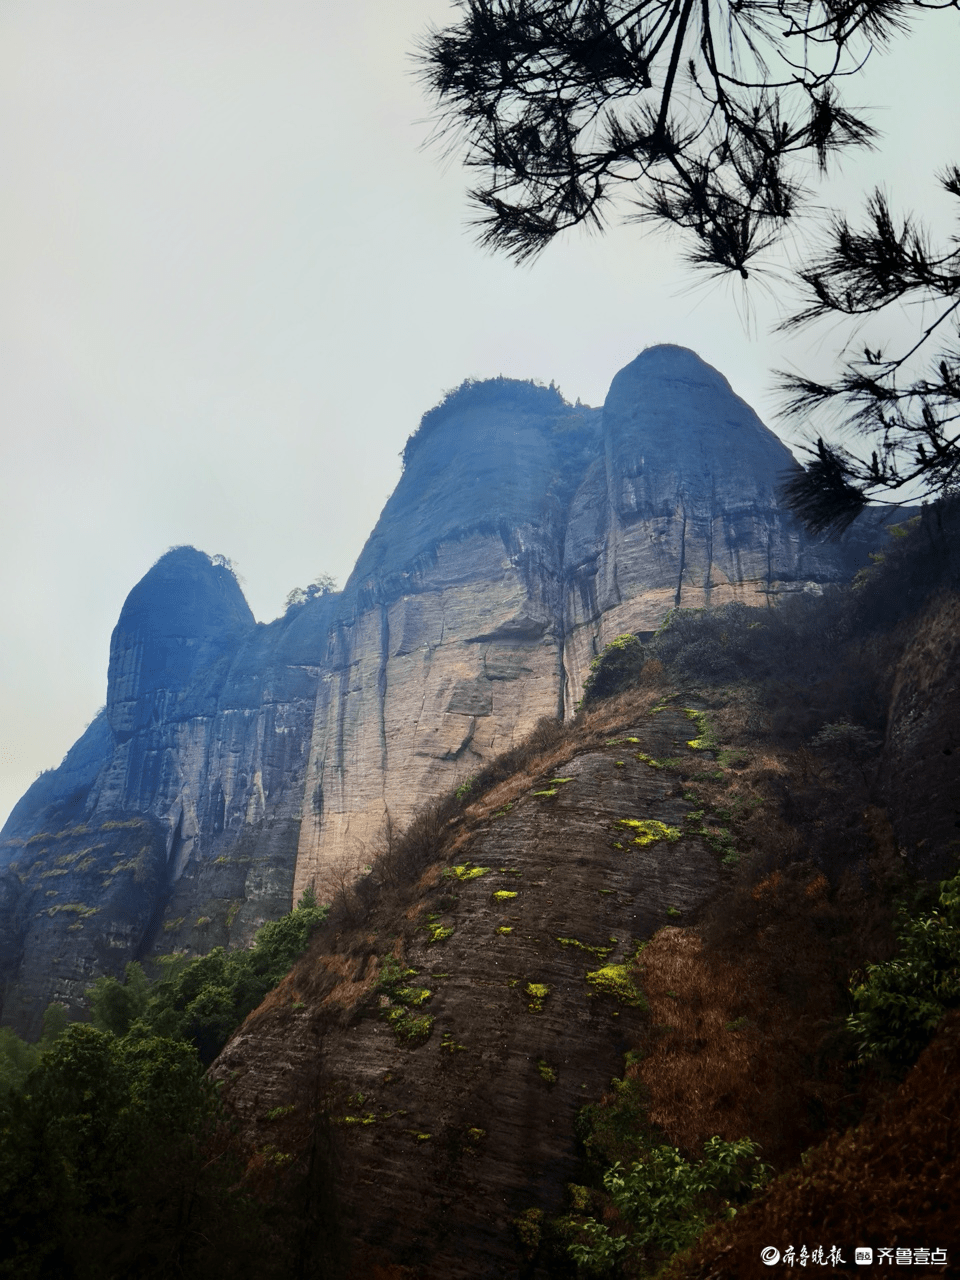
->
left=557, top=936, right=615, bottom=960
left=297, top=883, right=319, bottom=911
left=577, top=1070, right=652, bottom=1169
left=89, top=961, right=152, bottom=1038
left=569, top=1137, right=770, bottom=1274
left=684, top=708, right=720, bottom=752
left=0, top=1024, right=292, bottom=1279
left=580, top=634, right=645, bottom=707
left=0, top=1004, right=69, bottom=1097
left=385, top=1009, right=435, bottom=1044
left=526, top=982, right=550, bottom=1012
left=0, top=1029, right=40, bottom=1098
left=425, top=922, right=454, bottom=943
left=87, top=897, right=329, bottom=1065
left=455, top=777, right=476, bottom=802
left=444, top=862, right=490, bottom=881
left=377, top=955, right=417, bottom=996
left=513, top=1206, right=544, bottom=1256
left=378, top=956, right=435, bottom=1044
left=847, top=871, right=960, bottom=1067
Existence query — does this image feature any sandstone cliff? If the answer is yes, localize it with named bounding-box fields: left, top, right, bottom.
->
left=0, top=347, right=890, bottom=1034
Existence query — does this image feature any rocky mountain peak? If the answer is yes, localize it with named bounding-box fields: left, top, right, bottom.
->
left=602, top=343, right=796, bottom=514
left=1, top=351, right=895, bottom=1034
left=107, top=547, right=255, bottom=742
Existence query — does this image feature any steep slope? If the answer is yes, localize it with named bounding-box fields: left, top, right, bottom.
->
left=293, top=380, right=600, bottom=899
left=213, top=574, right=960, bottom=1277
left=214, top=696, right=723, bottom=1278
left=0, top=349, right=892, bottom=1034
left=295, top=348, right=885, bottom=887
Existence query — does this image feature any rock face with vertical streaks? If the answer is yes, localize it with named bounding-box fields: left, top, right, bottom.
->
left=0, top=348, right=889, bottom=1033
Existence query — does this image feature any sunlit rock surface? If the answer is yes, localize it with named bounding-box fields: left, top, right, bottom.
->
left=0, top=348, right=887, bottom=1033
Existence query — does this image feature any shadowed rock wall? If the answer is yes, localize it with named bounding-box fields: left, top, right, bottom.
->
left=0, top=349, right=888, bottom=1033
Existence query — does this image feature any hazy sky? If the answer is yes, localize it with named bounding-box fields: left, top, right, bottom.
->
left=2, top=0, right=958, bottom=826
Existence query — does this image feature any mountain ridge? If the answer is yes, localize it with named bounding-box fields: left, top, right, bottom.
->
left=0, top=346, right=894, bottom=1035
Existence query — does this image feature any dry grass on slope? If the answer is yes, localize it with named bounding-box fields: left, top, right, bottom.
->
left=638, top=926, right=794, bottom=1161
left=661, top=1011, right=960, bottom=1278
left=633, top=870, right=868, bottom=1177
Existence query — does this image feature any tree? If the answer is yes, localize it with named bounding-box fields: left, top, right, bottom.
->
left=89, top=960, right=151, bottom=1037
left=89, top=895, right=330, bottom=1065
left=0, top=1026, right=289, bottom=1279
left=777, top=178, right=960, bottom=530
left=579, top=632, right=645, bottom=706
left=416, top=1, right=914, bottom=275
left=416, top=1, right=960, bottom=531
left=285, top=573, right=337, bottom=611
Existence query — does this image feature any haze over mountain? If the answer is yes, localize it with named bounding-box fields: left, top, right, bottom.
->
left=0, top=347, right=890, bottom=1035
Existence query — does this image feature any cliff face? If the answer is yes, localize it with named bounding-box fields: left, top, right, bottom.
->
left=215, top=701, right=723, bottom=1279
left=0, top=551, right=338, bottom=1034
left=882, top=591, right=960, bottom=879
left=294, top=349, right=882, bottom=894
left=0, top=348, right=887, bottom=1034
left=559, top=346, right=872, bottom=707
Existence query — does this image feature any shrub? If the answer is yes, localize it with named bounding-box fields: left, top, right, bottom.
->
left=847, top=871, right=960, bottom=1068
left=580, top=634, right=645, bottom=707
left=87, top=897, right=329, bottom=1064
left=569, top=1137, right=769, bottom=1274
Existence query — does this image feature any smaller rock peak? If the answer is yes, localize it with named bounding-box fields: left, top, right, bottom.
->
left=602, top=344, right=795, bottom=509
left=401, top=375, right=571, bottom=472
left=118, top=546, right=254, bottom=635
left=107, top=547, right=255, bottom=740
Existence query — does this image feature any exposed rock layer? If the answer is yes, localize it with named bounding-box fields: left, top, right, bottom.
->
left=0, top=347, right=889, bottom=1033
left=214, top=706, right=723, bottom=1279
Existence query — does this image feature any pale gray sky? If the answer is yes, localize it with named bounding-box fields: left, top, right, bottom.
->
left=2, top=0, right=958, bottom=825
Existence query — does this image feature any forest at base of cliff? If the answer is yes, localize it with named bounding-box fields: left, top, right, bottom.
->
left=2, top=498, right=959, bottom=1278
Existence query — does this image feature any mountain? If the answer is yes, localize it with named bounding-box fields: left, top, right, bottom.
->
left=0, top=346, right=891, bottom=1036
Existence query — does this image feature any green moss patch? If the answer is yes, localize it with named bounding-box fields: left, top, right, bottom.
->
left=556, top=936, right=615, bottom=959
left=45, top=902, right=100, bottom=919
left=444, top=863, right=491, bottom=882
left=635, top=751, right=664, bottom=769
left=526, top=982, right=550, bottom=1012
left=586, top=964, right=646, bottom=1008
left=684, top=708, right=720, bottom=752
left=396, top=986, right=432, bottom=1007
left=616, top=819, right=682, bottom=847
left=386, top=1009, right=435, bottom=1044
